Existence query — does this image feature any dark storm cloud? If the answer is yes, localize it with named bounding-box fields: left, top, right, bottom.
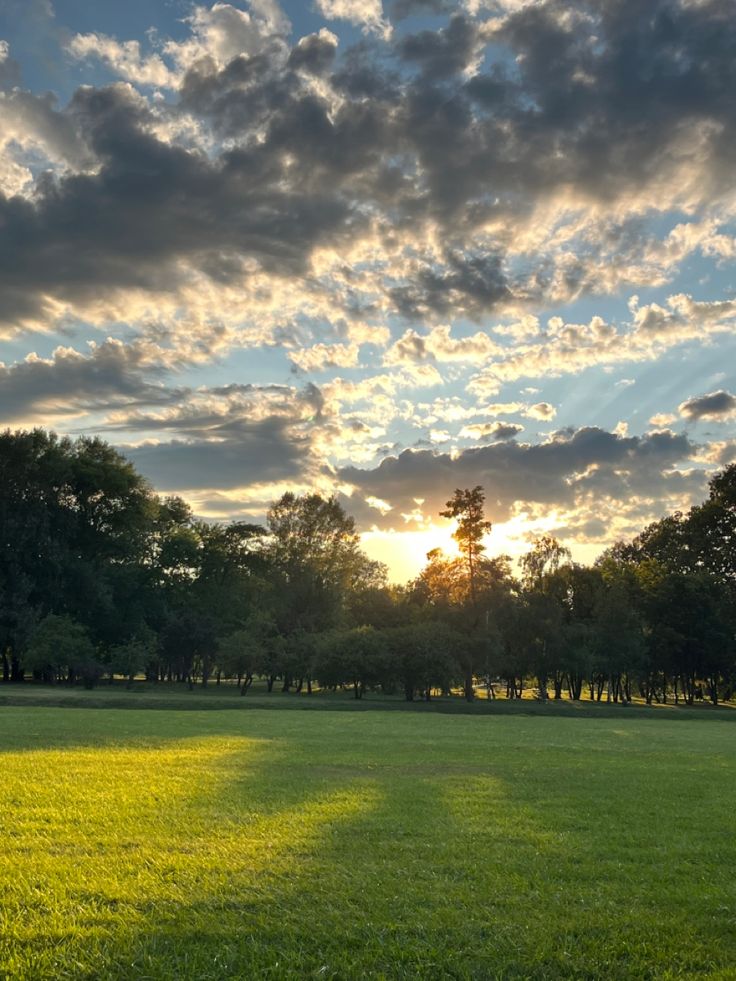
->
left=339, top=427, right=698, bottom=526
left=679, top=390, right=736, bottom=421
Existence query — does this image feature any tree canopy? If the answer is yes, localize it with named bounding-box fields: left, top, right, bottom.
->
left=1, top=428, right=734, bottom=707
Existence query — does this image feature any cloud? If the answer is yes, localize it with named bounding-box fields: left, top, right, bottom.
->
left=5, top=0, right=736, bottom=347
left=0, top=339, right=178, bottom=421
left=679, top=390, right=736, bottom=421
left=649, top=412, right=677, bottom=428
left=113, top=381, right=327, bottom=494
left=128, top=422, right=310, bottom=492
left=314, top=0, right=390, bottom=38
left=468, top=295, right=736, bottom=395
left=459, top=420, right=524, bottom=440
left=67, top=34, right=177, bottom=88
left=398, top=13, right=488, bottom=78
left=526, top=401, right=556, bottom=421
left=339, top=426, right=700, bottom=529
left=68, top=2, right=293, bottom=89
left=384, top=323, right=500, bottom=365
left=2, top=0, right=736, bottom=556
left=288, top=342, right=361, bottom=372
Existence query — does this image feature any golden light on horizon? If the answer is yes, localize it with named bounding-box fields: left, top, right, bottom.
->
left=361, top=510, right=606, bottom=583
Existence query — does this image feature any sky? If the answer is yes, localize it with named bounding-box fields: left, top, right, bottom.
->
left=1, top=0, right=735, bottom=581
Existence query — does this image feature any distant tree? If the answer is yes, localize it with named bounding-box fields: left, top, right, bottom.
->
left=159, top=611, right=217, bottom=689
left=590, top=577, right=645, bottom=703
left=109, top=630, right=157, bottom=689
left=314, top=626, right=387, bottom=699
left=25, top=614, right=98, bottom=687
left=383, top=622, right=462, bottom=702
left=520, top=535, right=572, bottom=590
left=218, top=629, right=263, bottom=694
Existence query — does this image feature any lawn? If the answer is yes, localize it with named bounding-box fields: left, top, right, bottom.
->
left=1, top=698, right=735, bottom=979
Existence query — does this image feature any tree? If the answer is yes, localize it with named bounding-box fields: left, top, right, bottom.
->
left=440, top=486, right=492, bottom=609
left=314, top=626, right=387, bottom=699
left=520, top=535, right=572, bottom=591
left=25, top=615, right=98, bottom=687
left=0, top=429, right=161, bottom=682
left=218, top=630, right=263, bottom=694
left=383, top=622, right=462, bottom=702
left=159, top=611, right=217, bottom=689
left=109, top=631, right=157, bottom=689
left=267, top=492, right=385, bottom=637
left=435, top=486, right=495, bottom=701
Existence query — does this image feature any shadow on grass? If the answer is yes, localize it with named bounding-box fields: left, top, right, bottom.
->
left=2, top=683, right=735, bottom=722
left=4, top=714, right=736, bottom=981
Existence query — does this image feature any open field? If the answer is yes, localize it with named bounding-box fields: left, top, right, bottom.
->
left=1, top=701, right=735, bottom=979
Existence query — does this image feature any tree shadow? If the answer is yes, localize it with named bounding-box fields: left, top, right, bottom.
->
left=3, top=711, right=736, bottom=978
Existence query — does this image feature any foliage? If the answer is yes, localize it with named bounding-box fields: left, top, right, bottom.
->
left=1, top=428, right=735, bottom=706
left=25, top=614, right=98, bottom=686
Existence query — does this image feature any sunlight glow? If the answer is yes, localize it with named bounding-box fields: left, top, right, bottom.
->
left=362, top=511, right=606, bottom=582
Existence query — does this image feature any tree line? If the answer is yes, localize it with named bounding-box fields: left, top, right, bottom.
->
left=1, top=428, right=734, bottom=704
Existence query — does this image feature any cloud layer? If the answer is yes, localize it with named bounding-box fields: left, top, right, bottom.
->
left=0, top=0, right=734, bottom=567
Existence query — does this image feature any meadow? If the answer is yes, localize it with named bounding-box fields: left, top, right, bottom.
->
left=1, top=694, right=735, bottom=979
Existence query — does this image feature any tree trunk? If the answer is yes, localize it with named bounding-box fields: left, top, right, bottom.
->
left=708, top=677, right=719, bottom=705
left=553, top=671, right=563, bottom=700
left=464, top=667, right=474, bottom=702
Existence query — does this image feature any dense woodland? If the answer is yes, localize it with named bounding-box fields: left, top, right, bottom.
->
left=1, top=428, right=734, bottom=705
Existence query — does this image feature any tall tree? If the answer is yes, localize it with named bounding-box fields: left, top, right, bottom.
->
left=440, top=486, right=492, bottom=609
left=266, top=494, right=385, bottom=687
left=435, top=486, right=496, bottom=701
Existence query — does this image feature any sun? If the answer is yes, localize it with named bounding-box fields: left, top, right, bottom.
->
left=360, top=523, right=462, bottom=583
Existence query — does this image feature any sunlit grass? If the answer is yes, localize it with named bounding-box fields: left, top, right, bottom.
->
left=1, top=705, right=735, bottom=978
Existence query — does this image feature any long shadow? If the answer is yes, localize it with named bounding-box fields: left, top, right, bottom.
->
left=3, top=685, right=735, bottom=722
left=3, top=712, right=736, bottom=978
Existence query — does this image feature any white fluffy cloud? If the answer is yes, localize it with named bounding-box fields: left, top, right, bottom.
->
left=314, top=0, right=389, bottom=37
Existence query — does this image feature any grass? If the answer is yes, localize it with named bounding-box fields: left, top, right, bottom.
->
left=1, top=699, right=735, bottom=978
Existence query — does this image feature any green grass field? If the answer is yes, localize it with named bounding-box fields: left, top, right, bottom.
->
left=1, top=696, right=735, bottom=979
